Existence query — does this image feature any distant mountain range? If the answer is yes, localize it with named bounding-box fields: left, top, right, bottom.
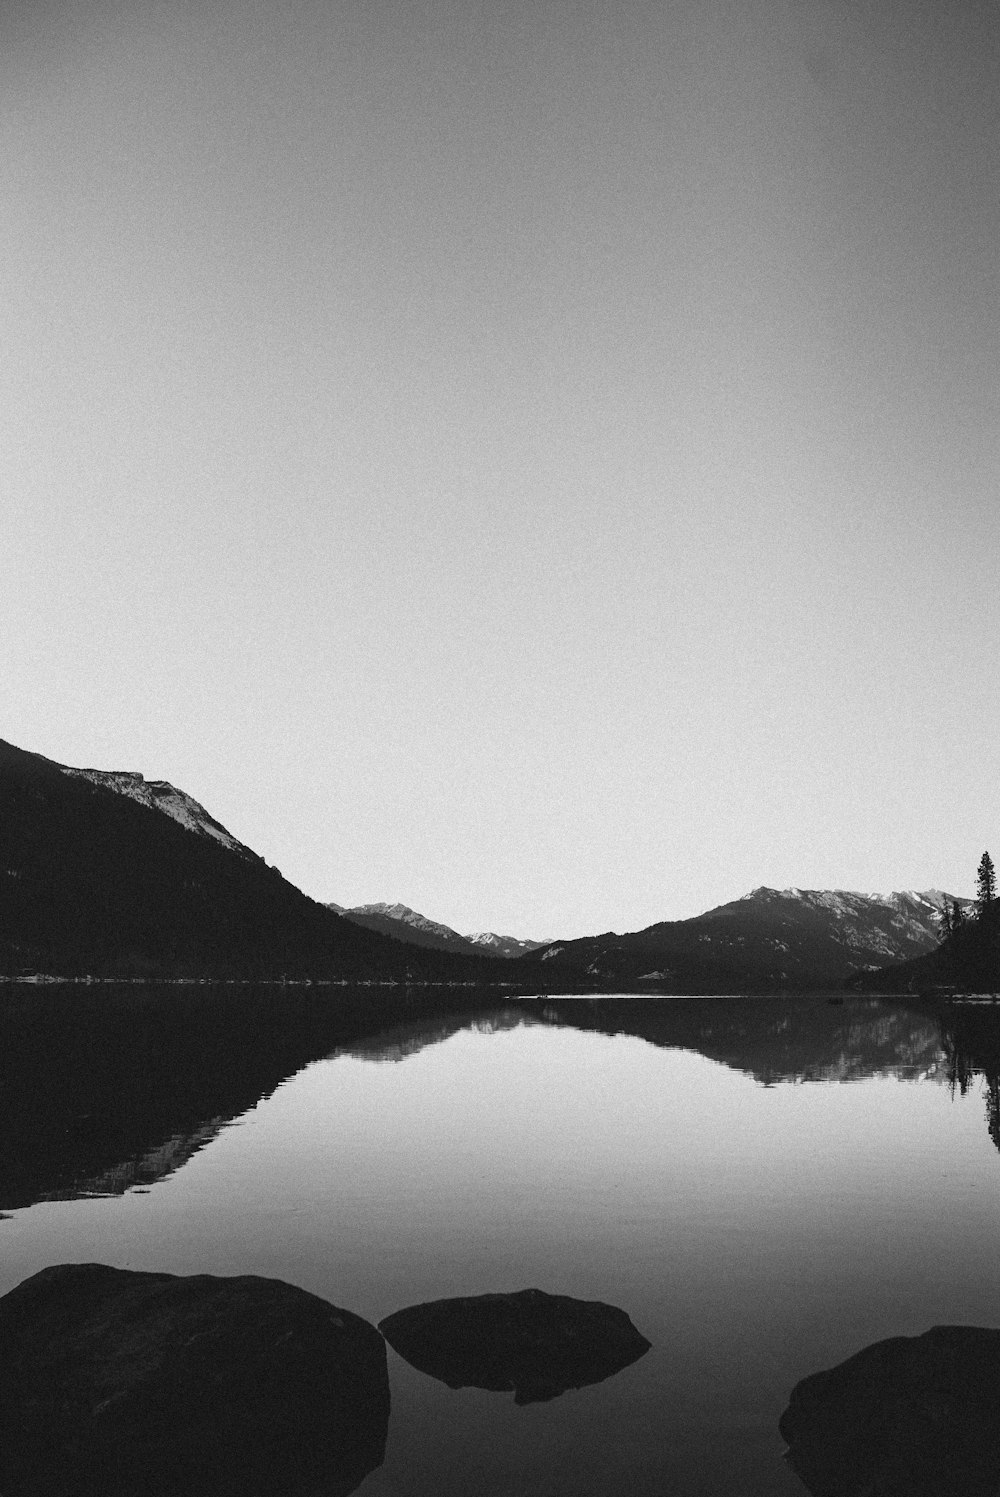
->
left=530, top=886, right=971, bottom=991
left=326, top=885, right=969, bottom=991
left=326, top=902, right=550, bottom=960
left=0, top=734, right=975, bottom=989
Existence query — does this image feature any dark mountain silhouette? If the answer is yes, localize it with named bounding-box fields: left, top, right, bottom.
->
left=0, top=738, right=535, bottom=984
left=531, top=887, right=965, bottom=991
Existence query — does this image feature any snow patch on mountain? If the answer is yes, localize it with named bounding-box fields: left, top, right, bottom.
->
left=738, top=886, right=971, bottom=959
left=465, top=931, right=551, bottom=958
left=60, top=768, right=259, bottom=861
left=349, top=903, right=465, bottom=942
left=327, top=903, right=549, bottom=958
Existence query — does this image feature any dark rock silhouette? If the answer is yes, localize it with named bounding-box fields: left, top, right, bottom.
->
left=0, top=1263, right=389, bottom=1496
left=379, top=1288, right=650, bottom=1404
left=780, top=1324, right=1000, bottom=1495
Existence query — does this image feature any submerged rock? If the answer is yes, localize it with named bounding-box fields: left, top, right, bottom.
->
left=0, top=1263, right=389, bottom=1496
left=780, top=1324, right=1000, bottom=1496
left=379, top=1287, right=651, bottom=1404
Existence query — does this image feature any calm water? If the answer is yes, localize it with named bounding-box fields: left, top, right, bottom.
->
left=3, top=987, right=1000, bottom=1494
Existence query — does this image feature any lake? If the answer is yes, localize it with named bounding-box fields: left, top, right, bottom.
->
left=3, top=986, right=1000, bottom=1494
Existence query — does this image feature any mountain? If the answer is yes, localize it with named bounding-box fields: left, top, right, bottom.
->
left=61, top=768, right=259, bottom=861
left=0, top=739, right=531, bottom=984
left=466, top=931, right=551, bottom=958
left=334, top=903, right=484, bottom=956
left=852, top=900, right=1000, bottom=993
left=531, top=887, right=970, bottom=991
left=329, top=903, right=549, bottom=959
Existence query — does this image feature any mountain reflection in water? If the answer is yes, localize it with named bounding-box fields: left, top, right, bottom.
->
left=8, top=986, right=1000, bottom=1496
left=0, top=985, right=502, bottom=1209
left=2, top=986, right=999, bottom=1213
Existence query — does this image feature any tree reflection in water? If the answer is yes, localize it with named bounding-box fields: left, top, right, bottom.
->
left=942, top=1003, right=1000, bottom=1154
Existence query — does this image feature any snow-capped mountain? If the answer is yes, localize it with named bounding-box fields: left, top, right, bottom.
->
left=353, top=903, right=462, bottom=940
left=60, top=767, right=259, bottom=862
left=329, top=903, right=549, bottom=959
left=737, top=887, right=972, bottom=961
left=329, top=902, right=484, bottom=955
left=533, top=886, right=971, bottom=991
left=466, top=931, right=552, bottom=958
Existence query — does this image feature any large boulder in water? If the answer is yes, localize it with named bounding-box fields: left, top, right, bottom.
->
left=379, top=1287, right=651, bottom=1404
left=780, top=1324, right=1000, bottom=1496
left=0, top=1263, right=389, bottom=1496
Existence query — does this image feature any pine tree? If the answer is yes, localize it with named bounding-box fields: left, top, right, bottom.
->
left=977, top=852, right=996, bottom=915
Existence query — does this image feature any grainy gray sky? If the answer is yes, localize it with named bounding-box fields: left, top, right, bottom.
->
left=3, top=0, right=998, bottom=936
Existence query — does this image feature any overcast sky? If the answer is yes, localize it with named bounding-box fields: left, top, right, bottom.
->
left=3, top=0, right=998, bottom=937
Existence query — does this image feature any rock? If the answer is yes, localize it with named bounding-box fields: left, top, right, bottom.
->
left=379, top=1287, right=651, bottom=1404
left=0, top=1263, right=389, bottom=1496
left=780, top=1324, right=1000, bottom=1496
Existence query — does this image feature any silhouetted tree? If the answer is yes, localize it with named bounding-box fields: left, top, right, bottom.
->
left=977, top=852, right=997, bottom=916
left=952, top=899, right=966, bottom=931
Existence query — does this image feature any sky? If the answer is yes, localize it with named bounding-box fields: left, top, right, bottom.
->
left=2, top=0, right=998, bottom=938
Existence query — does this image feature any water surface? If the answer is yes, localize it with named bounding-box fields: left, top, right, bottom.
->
left=2, top=989, right=999, bottom=1494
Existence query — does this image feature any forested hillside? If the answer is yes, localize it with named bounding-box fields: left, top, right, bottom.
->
left=0, top=740, right=510, bottom=983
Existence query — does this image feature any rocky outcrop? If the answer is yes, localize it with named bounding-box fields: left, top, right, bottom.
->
left=60, top=767, right=261, bottom=861
left=379, top=1288, right=650, bottom=1404
left=780, top=1324, right=1000, bottom=1495
left=0, top=1263, right=389, bottom=1496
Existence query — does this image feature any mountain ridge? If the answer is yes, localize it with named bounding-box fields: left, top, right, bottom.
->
left=851, top=898, right=1000, bottom=993
left=0, top=735, right=974, bottom=990
left=61, top=767, right=259, bottom=862
left=0, top=739, right=530, bottom=984
left=530, top=886, right=970, bottom=991
left=326, top=901, right=550, bottom=960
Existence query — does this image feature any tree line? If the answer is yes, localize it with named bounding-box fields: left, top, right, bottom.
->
left=940, top=851, right=996, bottom=936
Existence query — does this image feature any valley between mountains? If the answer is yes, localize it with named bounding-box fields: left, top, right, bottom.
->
left=0, top=736, right=984, bottom=990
